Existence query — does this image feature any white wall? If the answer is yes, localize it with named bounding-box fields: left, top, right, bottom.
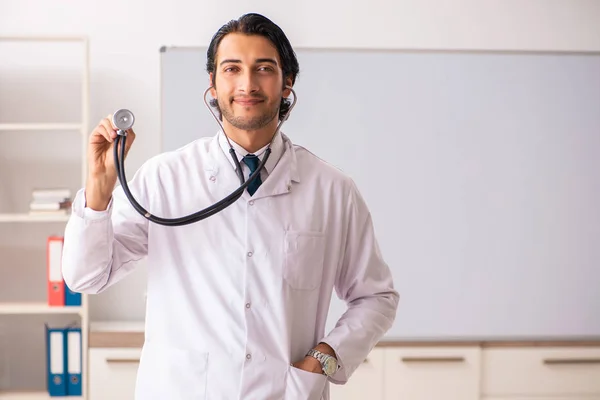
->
left=1, top=0, right=599, bottom=324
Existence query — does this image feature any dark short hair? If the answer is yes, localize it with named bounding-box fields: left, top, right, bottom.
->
left=206, top=13, right=299, bottom=121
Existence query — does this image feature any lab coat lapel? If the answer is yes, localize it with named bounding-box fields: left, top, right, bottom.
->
left=204, top=135, right=240, bottom=197
left=248, top=135, right=300, bottom=200
left=205, top=133, right=300, bottom=200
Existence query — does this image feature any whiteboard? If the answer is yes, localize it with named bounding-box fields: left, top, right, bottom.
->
left=160, top=46, right=600, bottom=339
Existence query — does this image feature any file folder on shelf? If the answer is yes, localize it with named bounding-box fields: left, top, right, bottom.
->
left=66, top=327, right=82, bottom=396
left=45, top=325, right=67, bottom=397
left=47, top=236, right=65, bottom=306
left=65, top=286, right=81, bottom=306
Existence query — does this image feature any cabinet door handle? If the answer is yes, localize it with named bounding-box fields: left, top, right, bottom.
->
left=401, top=356, right=465, bottom=363
left=543, top=358, right=600, bottom=365
left=105, top=358, right=140, bottom=364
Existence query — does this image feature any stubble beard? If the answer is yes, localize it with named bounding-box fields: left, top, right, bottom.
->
left=219, top=97, right=279, bottom=131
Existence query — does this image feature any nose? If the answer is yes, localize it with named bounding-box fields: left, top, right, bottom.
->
left=238, top=70, right=259, bottom=94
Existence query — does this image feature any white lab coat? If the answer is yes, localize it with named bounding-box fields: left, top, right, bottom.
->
left=62, top=131, right=399, bottom=400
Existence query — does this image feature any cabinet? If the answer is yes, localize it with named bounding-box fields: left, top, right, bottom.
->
left=86, top=327, right=600, bottom=400
left=383, top=346, right=481, bottom=400
left=330, top=344, right=600, bottom=400
left=0, top=35, right=90, bottom=399
left=482, top=346, right=600, bottom=399
left=329, top=348, right=384, bottom=400
left=484, top=398, right=599, bottom=400
left=89, top=348, right=141, bottom=400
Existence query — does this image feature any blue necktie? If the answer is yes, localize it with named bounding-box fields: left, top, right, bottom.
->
left=242, top=154, right=262, bottom=196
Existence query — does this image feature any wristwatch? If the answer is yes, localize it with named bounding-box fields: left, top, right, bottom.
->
left=306, top=349, right=338, bottom=376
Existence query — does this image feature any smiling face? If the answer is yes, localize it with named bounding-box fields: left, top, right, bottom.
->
left=210, top=33, right=291, bottom=132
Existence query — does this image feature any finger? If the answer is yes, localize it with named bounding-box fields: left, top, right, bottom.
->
left=123, top=129, right=136, bottom=156
left=106, top=114, right=118, bottom=131
left=90, top=124, right=111, bottom=144
left=104, top=117, right=118, bottom=137
left=126, top=128, right=135, bottom=139
left=100, top=118, right=117, bottom=141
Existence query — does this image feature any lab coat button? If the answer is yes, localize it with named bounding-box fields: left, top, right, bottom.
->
left=209, top=176, right=216, bottom=182
left=247, top=251, right=253, bottom=257
left=246, top=353, right=252, bottom=360
left=245, top=303, right=251, bottom=309
left=249, top=200, right=254, bottom=206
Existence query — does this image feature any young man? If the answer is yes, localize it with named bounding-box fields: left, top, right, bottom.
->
left=62, top=13, right=399, bottom=400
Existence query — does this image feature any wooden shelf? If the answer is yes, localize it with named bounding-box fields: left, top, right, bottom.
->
left=0, top=35, right=87, bottom=42
left=0, top=302, right=82, bottom=315
left=0, top=123, right=82, bottom=131
left=0, top=391, right=81, bottom=400
left=0, top=213, right=70, bottom=223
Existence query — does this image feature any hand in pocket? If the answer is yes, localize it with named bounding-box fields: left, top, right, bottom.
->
left=285, top=364, right=327, bottom=400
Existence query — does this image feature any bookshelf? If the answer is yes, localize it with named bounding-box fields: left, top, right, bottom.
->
left=0, top=124, right=83, bottom=132
left=0, top=303, right=83, bottom=316
left=0, top=390, right=81, bottom=400
left=0, top=36, right=89, bottom=399
left=0, top=215, right=71, bottom=223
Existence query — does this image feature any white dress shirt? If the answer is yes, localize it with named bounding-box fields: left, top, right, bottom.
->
left=223, top=130, right=280, bottom=182
left=62, top=130, right=399, bottom=400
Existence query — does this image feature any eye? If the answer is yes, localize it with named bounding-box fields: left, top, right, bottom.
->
left=224, top=66, right=238, bottom=73
left=258, top=66, right=274, bottom=72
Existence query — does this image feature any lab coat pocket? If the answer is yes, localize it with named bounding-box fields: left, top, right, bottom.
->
left=135, top=342, right=209, bottom=400
left=283, top=230, right=326, bottom=290
left=284, top=365, right=327, bottom=400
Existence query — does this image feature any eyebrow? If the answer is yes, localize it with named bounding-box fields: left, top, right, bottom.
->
left=219, top=58, right=279, bottom=66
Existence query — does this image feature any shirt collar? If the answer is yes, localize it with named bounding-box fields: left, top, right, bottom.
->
left=217, top=129, right=285, bottom=175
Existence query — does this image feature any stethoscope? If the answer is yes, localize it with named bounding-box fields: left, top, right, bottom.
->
left=112, top=86, right=297, bottom=226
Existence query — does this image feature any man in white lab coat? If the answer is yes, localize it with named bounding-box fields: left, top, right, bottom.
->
left=62, top=12, right=399, bottom=400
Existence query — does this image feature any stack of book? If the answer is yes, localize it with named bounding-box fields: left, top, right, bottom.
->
left=29, top=188, right=72, bottom=215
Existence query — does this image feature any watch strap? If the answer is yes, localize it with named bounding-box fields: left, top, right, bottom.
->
left=306, top=349, right=337, bottom=375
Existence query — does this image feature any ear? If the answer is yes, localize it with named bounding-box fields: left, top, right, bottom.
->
left=209, top=72, right=216, bottom=97
left=282, top=75, right=293, bottom=98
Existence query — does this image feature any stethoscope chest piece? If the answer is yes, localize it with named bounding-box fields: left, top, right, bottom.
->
left=113, top=109, right=135, bottom=133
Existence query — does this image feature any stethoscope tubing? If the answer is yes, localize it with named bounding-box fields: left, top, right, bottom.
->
left=114, top=86, right=297, bottom=226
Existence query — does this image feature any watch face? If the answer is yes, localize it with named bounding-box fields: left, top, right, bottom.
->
left=323, top=358, right=337, bottom=376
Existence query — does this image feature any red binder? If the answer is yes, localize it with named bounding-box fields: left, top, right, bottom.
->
left=47, top=236, right=65, bottom=306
